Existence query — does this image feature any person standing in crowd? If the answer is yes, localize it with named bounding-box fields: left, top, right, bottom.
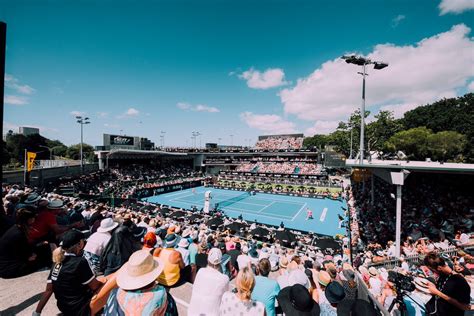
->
left=424, top=251, right=471, bottom=315
left=104, top=250, right=178, bottom=315
left=252, top=258, right=280, bottom=316
left=189, top=248, right=230, bottom=315
left=48, top=229, right=104, bottom=316
left=0, top=209, right=42, bottom=278
left=219, top=267, right=265, bottom=315
left=83, top=218, right=118, bottom=275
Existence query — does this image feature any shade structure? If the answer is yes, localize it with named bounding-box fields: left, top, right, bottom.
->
left=207, top=217, right=224, bottom=228
left=225, top=221, right=248, bottom=232
left=274, top=230, right=297, bottom=246
left=250, top=227, right=271, bottom=239
left=170, top=210, right=186, bottom=219
left=157, top=207, right=171, bottom=216
left=312, top=237, right=342, bottom=251
left=187, top=213, right=202, bottom=223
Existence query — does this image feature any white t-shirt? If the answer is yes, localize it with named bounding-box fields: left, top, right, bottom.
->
left=369, top=277, right=382, bottom=297
left=83, top=231, right=111, bottom=256
left=237, top=254, right=251, bottom=270
left=188, top=267, right=229, bottom=316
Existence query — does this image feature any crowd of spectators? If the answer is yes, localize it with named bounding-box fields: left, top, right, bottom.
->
left=236, top=162, right=321, bottom=175
left=255, top=137, right=304, bottom=150
left=1, top=166, right=473, bottom=315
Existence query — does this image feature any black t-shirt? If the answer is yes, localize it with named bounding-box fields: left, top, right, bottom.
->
left=48, top=254, right=95, bottom=316
left=425, top=273, right=470, bottom=316
left=0, top=225, right=32, bottom=277
left=195, top=253, right=208, bottom=270
left=227, top=249, right=241, bottom=271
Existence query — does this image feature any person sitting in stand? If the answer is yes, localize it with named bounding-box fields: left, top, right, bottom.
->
left=424, top=251, right=471, bottom=315
left=48, top=229, right=105, bottom=316
left=155, top=234, right=193, bottom=287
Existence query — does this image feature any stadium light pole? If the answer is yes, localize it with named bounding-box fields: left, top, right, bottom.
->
left=160, top=130, right=166, bottom=148
left=341, top=55, right=388, bottom=164
left=349, top=123, right=353, bottom=159
left=230, top=134, right=234, bottom=147
left=76, top=116, right=90, bottom=173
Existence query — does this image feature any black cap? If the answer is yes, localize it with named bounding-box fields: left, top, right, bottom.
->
left=60, top=229, right=85, bottom=248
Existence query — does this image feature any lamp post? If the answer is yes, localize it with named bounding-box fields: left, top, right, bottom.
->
left=160, top=131, right=166, bottom=148
left=341, top=55, right=388, bottom=164
left=76, top=116, right=90, bottom=172
left=38, top=145, right=53, bottom=160
left=349, top=123, right=353, bottom=159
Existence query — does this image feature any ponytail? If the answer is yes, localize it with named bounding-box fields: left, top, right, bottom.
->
left=52, top=246, right=66, bottom=264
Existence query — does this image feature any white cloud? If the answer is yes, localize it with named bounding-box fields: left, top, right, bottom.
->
left=4, top=95, right=29, bottom=105
left=305, top=120, right=340, bottom=135
left=176, top=102, right=220, bottom=113
left=177, top=102, right=191, bottom=110
left=4, top=74, right=36, bottom=95
left=280, top=24, right=474, bottom=128
left=104, top=123, right=120, bottom=128
left=467, top=81, right=474, bottom=91
left=126, top=108, right=139, bottom=116
left=97, top=112, right=109, bottom=118
left=238, top=68, right=289, bottom=89
left=240, top=112, right=296, bottom=134
left=70, top=111, right=86, bottom=117
left=195, top=104, right=220, bottom=113
left=391, top=14, right=406, bottom=28
left=439, top=0, right=474, bottom=15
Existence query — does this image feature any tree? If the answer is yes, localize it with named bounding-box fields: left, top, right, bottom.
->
left=366, top=110, right=403, bottom=153
left=303, top=134, right=330, bottom=149
left=66, top=143, right=95, bottom=161
left=428, top=131, right=466, bottom=162
left=385, top=127, right=432, bottom=160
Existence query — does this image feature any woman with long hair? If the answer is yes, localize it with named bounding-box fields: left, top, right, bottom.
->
left=219, top=266, right=266, bottom=315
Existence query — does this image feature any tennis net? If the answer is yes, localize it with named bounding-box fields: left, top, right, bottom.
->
left=214, top=191, right=249, bottom=209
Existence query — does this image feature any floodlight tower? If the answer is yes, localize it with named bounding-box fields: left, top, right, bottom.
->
left=76, top=116, right=91, bottom=172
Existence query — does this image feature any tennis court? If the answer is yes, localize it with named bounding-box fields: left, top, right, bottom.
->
left=143, top=186, right=346, bottom=236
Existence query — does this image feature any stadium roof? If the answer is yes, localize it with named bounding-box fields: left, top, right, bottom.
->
left=345, top=159, right=474, bottom=174
left=96, top=149, right=188, bottom=159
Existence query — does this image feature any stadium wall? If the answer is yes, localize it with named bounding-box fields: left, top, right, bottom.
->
left=2, top=163, right=99, bottom=186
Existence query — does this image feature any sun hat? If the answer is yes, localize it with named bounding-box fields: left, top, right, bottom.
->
left=181, top=228, right=192, bottom=238
left=47, top=199, right=65, bottom=210
left=368, top=267, right=379, bottom=277
left=277, top=284, right=321, bottom=316
left=178, top=238, right=189, bottom=248
left=25, top=193, right=41, bottom=204
left=132, top=226, right=148, bottom=240
left=288, top=269, right=310, bottom=289
left=60, top=229, right=85, bottom=248
left=97, top=218, right=119, bottom=233
left=242, top=245, right=249, bottom=254
left=165, top=234, right=178, bottom=248
left=318, top=271, right=331, bottom=287
left=279, top=256, right=289, bottom=269
left=325, top=281, right=346, bottom=304
left=116, top=250, right=165, bottom=291
left=208, top=248, right=223, bottom=265
left=336, top=299, right=378, bottom=316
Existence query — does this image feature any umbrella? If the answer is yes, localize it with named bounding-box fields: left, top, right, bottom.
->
left=207, top=217, right=224, bottom=228
left=187, top=213, right=202, bottom=223
left=157, top=208, right=171, bottom=216
left=312, top=237, right=342, bottom=251
left=250, top=227, right=271, bottom=239
left=274, top=230, right=297, bottom=245
left=171, top=210, right=186, bottom=219
left=226, top=222, right=248, bottom=232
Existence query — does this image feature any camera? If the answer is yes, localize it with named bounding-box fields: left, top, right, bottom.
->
left=388, top=271, right=415, bottom=292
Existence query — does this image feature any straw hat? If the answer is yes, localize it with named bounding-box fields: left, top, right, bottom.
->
left=368, top=267, right=379, bottom=277
left=318, top=271, right=331, bottom=287
left=116, top=250, right=165, bottom=291
left=97, top=218, right=119, bottom=233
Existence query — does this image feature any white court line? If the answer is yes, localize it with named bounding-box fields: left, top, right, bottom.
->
left=165, top=190, right=196, bottom=198
left=224, top=206, right=294, bottom=220
left=257, top=201, right=275, bottom=213
left=212, top=192, right=304, bottom=205
left=320, top=208, right=328, bottom=222
left=291, top=203, right=307, bottom=221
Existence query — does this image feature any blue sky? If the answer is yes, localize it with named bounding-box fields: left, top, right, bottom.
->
left=1, top=0, right=474, bottom=146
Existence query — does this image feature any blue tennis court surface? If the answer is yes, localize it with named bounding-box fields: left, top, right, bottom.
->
left=143, top=186, right=347, bottom=237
